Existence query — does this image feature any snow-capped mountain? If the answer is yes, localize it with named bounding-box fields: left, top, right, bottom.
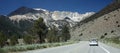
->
left=8, top=6, right=94, bottom=30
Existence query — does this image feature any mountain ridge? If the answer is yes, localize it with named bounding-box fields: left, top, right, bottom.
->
left=8, top=6, right=95, bottom=22
left=7, top=6, right=94, bottom=33
left=70, top=1, right=120, bottom=41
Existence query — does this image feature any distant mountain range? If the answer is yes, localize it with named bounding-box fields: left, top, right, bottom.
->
left=0, top=6, right=94, bottom=36
left=8, top=6, right=94, bottom=30
left=8, top=6, right=94, bottom=22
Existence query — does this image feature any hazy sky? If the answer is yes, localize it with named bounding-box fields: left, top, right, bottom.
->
left=0, top=0, right=113, bottom=15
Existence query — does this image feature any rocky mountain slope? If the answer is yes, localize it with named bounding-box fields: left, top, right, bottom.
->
left=0, top=15, right=22, bottom=37
left=70, top=1, right=120, bottom=41
left=9, top=6, right=94, bottom=22
left=0, top=6, right=94, bottom=37
left=8, top=6, right=94, bottom=32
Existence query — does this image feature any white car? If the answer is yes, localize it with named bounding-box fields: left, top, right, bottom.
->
left=89, top=39, right=98, bottom=46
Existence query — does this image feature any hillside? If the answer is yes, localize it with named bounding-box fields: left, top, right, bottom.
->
left=0, top=6, right=94, bottom=40
left=70, top=1, right=120, bottom=41
left=0, top=15, right=22, bottom=37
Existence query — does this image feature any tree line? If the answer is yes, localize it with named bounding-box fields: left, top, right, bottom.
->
left=0, top=17, right=71, bottom=47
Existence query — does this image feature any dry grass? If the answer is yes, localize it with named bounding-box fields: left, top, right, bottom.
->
left=3, top=41, right=78, bottom=52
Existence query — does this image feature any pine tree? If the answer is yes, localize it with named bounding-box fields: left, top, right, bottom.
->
left=23, top=35, right=34, bottom=44
left=10, top=35, right=18, bottom=45
left=32, top=17, right=48, bottom=43
left=61, top=25, right=71, bottom=42
left=46, top=26, right=59, bottom=43
left=0, top=32, right=7, bottom=47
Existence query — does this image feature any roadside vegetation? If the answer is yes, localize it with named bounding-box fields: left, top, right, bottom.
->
left=0, top=48, right=8, bottom=53
left=0, top=17, right=73, bottom=53
left=2, top=41, right=77, bottom=52
left=101, top=36, right=120, bottom=48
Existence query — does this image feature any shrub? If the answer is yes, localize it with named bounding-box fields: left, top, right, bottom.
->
left=3, top=41, right=77, bottom=52
left=104, top=33, right=107, bottom=36
left=0, top=48, right=8, bottom=53
left=0, top=32, right=7, bottom=47
left=105, top=37, right=120, bottom=44
left=111, top=30, right=114, bottom=33
left=116, top=21, right=118, bottom=24
left=117, top=25, right=120, bottom=27
left=79, top=33, right=83, bottom=36
left=100, top=35, right=105, bottom=39
left=23, top=35, right=34, bottom=44
left=10, top=35, right=18, bottom=45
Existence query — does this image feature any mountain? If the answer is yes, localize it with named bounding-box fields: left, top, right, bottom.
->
left=51, top=11, right=94, bottom=22
left=8, top=6, right=94, bottom=22
left=70, top=1, right=120, bottom=41
left=0, top=15, right=22, bottom=37
left=8, top=6, right=94, bottom=33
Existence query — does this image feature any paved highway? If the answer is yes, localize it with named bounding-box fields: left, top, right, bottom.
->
left=20, top=41, right=120, bottom=53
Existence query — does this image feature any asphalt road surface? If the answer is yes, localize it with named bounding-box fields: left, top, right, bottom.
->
left=20, top=41, right=120, bottom=53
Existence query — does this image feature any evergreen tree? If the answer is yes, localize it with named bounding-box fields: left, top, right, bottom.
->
left=23, top=35, right=34, bottom=44
left=10, top=35, right=18, bottom=45
left=33, top=17, right=47, bottom=43
left=46, top=26, right=59, bottom=43
left=0, top=32, right=7, bottom=47
left=61, top=25, right=71, bottom=42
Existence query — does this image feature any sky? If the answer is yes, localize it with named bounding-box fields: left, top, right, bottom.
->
left=0, top=0, right=113, bottom=15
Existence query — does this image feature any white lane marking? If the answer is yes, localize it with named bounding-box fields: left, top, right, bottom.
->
left=100, top=46, right=110, bottom=53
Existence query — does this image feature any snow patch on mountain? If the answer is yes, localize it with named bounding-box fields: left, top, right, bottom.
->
left=33, top=8, right=47, bottom=11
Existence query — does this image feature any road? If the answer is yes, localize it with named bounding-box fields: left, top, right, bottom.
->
left=20, top=41, right=120, bottom=53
